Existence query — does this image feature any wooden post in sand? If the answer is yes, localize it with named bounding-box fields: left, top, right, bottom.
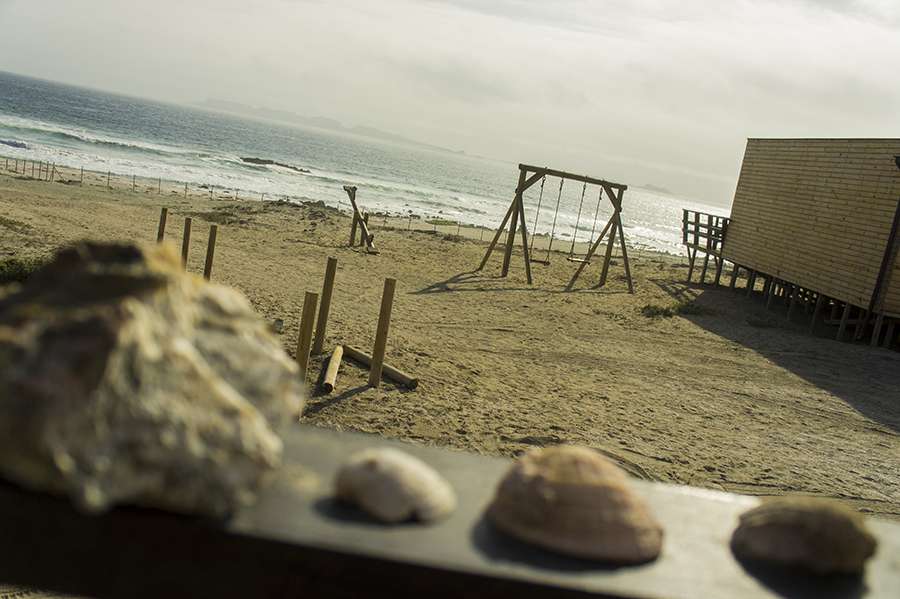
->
left=132, top=174, right=136, bottom=192
left=184, top=183, right=188, bottom=198
left=312, top=256, right=338, bottom=355
left=106, top=171, right=111, bottom=189
left=295, top=291, right=319, bottom=382
left=321, top=345, right=343, bottom=393
left=203, top=225, right=218, bottom=280
left=368, top=278, right=396, bottom=387
left=181, top=217, right=192, bottom=267
left=156, top=207, right=168, bottom=243
left=350, top=212, right=359, bottom=246
left=80, top=167, right=84, bottom=185
left=158, top=178, right=161, bottom=194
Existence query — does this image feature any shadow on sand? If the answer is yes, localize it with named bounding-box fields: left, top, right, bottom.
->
left=652, top=278, right=900, bottom=433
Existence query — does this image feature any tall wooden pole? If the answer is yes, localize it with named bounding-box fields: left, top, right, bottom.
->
left=312, top=257, right=338, bottom=355
left=156, top=207, right=168, bottom=243
left=369, top=278, right=397, bottom=387
left=181, top=217, right=192, bottom=267
left=203, top=225, right=218, bottom=280
left=296, top=291, right=319, bottom=383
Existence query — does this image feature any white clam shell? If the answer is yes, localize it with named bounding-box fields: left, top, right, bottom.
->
left=335, top=448, right=457, bottom=523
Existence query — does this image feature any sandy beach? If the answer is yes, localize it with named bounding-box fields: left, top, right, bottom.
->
left=1, top=168, right=898, bottom=521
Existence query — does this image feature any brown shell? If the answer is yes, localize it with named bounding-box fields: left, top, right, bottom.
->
left=731, top=496, right=877, bottom=574
left=487, top=446, right=663, bottom=562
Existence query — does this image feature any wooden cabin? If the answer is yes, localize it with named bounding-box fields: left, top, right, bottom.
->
left=721, top=138, right=900, bottom=346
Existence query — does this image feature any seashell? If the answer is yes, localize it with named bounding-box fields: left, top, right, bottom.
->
left=335, top=448, right=456, bottom=523
left=487, top=445, right=663, bottom=562
left=731, top=496, right=877, bottom=574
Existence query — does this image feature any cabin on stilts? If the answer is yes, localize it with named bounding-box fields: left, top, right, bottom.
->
left=477, top=163, right=634, bottom=293
left=686, top=138, right=900, bottom=349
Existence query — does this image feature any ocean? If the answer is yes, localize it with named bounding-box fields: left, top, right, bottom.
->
left=0, top=71, right=726, bottom=254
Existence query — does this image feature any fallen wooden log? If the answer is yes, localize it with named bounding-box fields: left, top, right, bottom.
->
left=320, top=345, right=343, bottom=394
left=343, top=344, right=418, bottom=390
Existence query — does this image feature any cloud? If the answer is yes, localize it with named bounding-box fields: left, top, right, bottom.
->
left=0, top=0, right=897, bottom=203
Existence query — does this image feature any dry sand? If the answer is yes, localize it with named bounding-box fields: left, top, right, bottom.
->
left=1, top=169, right=898, bottom=521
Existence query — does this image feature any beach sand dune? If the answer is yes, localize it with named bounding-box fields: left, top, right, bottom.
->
left=1, top=172, right=898, bottom=520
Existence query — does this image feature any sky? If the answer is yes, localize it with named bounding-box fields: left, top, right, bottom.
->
left=1, top=0, right=898, bottom=204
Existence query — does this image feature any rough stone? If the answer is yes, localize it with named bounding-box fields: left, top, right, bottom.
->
left=0, top=241, right=304, bottom=517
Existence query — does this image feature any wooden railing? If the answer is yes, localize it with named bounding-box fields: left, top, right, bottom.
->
left=682, top=209, right=730, bottom=284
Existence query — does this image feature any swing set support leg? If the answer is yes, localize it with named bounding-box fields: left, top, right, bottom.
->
left=478, top=199, right=516, bottom=272
left=597, top=217, right=619, bottom=287
left=566, top=214, right=615, bottom=291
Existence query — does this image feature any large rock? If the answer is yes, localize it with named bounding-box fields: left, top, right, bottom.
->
left=0, top=242, right=304, bottom=517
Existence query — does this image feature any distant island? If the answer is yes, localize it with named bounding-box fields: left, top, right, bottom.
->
left=196, top=99, right=465, bottom=156
left=640, top=183, right=674, bottom=196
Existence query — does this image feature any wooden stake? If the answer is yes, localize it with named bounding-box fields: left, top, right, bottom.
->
left=184, top=183, right=188, bottom=198
left=312, top=256, right=338, bottom=355
left=181, top=217, right=192, bottom=267
left=158, top=178, right=161, bottom=194
left=321, top=345, right=343, bottom=393
left=203, top=225, right=218, bottom=280
left=368, top=278, right=396, bottom=387
left=132, top=174, right=136, bottom=192
left=729, top=264, right=739, bottom=290
left=787, top=284, right=799, bottom=319
left=80, top=167, right=83, bottom=185
left=156, top=207, right=168, bottom=243
left=344, top=344, right=417, bottom=389
left=107, top=171, right=110, bottom=188
left=295, top=292, right=319, bottom=382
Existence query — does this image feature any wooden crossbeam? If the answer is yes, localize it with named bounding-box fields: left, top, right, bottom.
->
left=520, top=164, right=627, bottom=192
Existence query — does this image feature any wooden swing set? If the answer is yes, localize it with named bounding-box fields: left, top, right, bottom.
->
left=477, top=164, right=634, bottom=292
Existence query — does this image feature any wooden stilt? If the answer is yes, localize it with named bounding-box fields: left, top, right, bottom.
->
left=312, top=257, right=338, bottom=355
left=871, top=312, right=884, bottom=347
left=837, top=302, right=851, bottom=341
left=787, top=285, right=799, bottom=319
left=854, top=309, right=869, bottom=341
left=713, top=257, right=724, bottom=286
left=295, top=292, right=318, bottom=383
left=203, top=225, right=218, bottom=281
left=884, top=321, right=896, bottom=349
left=181, top=217, right=192, bottom=267
left=809, top=294, right=824, bottom=334
left=729, top=265, right=739, bottom=290
left=686, top=248, right=696, bottom=282
left=368, top=278, right=397, bottom=387
left=745, top=271, right=756, bottom=296
left=766, top=279, right=778, bottom=309
left=699, top=253, right=711, bottom=284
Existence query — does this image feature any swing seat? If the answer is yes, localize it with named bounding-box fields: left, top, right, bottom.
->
left=566, top=256, right=591, bottom=264
left=531, top=258, right=551, bottom=266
